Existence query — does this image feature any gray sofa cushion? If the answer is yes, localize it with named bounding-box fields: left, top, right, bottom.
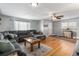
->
left=0, top=40, right=15, bottom=55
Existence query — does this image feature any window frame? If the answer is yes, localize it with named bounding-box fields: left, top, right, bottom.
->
left=14, top=21, right=30, bottom=30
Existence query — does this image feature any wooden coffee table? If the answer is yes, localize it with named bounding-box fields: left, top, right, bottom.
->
left=23, top=37, right=41, bottom=51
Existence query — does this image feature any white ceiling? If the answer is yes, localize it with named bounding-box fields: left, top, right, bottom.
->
left=0, top=3, right=79, bottom=20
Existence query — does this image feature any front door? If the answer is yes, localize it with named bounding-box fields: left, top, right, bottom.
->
left=43, top=22, right=53, bottom=37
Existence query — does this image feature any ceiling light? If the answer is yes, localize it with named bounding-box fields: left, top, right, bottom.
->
left=51, top=16, right=60, bottom=22
left=32, top=3, right=38, bottom=7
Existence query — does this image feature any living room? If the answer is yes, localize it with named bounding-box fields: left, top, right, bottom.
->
left=0, top=3, right=79, bottom=56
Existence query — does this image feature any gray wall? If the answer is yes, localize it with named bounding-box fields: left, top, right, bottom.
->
left=53, top=21, right=62, bottom=36
left=31, top=20, right=41, bottom=31
left=0, top=14, right=14, bottom=32
left=53, top=17, right=79, bottom=38
left=0, top=14, right=41, bottom=32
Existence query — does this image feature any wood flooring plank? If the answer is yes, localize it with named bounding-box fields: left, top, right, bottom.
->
left=41, top=36, right=76, bottom=56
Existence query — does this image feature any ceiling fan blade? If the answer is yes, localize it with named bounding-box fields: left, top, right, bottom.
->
left=58, top=15, right=64, bottom=17
left=56, top=17, right=61, bottom=19
left=51, top=13, right=64, bottom=20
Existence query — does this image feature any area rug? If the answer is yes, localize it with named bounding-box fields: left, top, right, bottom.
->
left=20, top=43, right=52, bottom=56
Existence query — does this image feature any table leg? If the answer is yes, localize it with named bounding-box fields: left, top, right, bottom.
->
left=38, top=41, right=40, bottom=48
left=30, top=44, right=33, bottom=51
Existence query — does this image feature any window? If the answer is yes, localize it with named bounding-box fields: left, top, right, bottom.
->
left=61, top=22, right=77, bottom=30
left=14, top=21, right=30, bottom=30
left=61, top=22, right=68, bottom=29
left=68, top=22, right=77, bottom=29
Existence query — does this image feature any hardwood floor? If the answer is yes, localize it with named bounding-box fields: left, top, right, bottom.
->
left=41, top=36, right=76, bottom=56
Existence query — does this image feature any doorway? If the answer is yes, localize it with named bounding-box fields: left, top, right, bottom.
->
left=42, top=21, right=53, bottom=37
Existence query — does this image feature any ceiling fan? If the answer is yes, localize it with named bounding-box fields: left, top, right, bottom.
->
left=51, top=13, right=64, bottom=22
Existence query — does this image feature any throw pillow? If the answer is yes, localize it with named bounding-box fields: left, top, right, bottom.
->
left=0, top=33, right=4, bottom=40
left=4, top=33, right=17, bottom=39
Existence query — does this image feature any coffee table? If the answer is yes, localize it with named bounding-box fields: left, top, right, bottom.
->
left=23, top=37, right=41, bottom=51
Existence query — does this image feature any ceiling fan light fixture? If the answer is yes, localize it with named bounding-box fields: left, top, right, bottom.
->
left=52, top=16, right=60, bottom=22
left=32, top=3, right=38, bottom=7
left=50, top=13, right=64, bottom=22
